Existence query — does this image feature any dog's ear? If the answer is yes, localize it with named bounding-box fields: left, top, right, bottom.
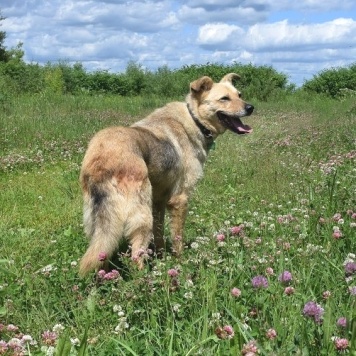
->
left=220, top=73, right=241, bottom=84
left=190, top=76, right=214, bottom=95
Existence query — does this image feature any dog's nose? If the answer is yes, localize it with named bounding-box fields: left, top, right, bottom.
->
left=245, top=104, right=254, bottom=115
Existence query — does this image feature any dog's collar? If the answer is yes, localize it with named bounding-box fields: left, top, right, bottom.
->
left=187, top=104, right=214, bottom=149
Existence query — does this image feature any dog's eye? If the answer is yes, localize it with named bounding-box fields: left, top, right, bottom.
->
left=220, top=96, right=230, bottom=101
left=238, top=92, right=242, bottom=98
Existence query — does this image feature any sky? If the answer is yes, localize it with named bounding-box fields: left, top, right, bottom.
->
left=1, top=0, right=356, bottom=86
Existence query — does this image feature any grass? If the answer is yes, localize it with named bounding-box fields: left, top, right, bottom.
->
left=0, top=92, right=355, bottom=355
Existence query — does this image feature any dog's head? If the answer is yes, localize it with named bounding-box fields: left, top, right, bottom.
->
left=187, top=73, right=254, bottom=136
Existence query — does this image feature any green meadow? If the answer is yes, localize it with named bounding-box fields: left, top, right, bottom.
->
left=0, top=90, right=355, bottom=355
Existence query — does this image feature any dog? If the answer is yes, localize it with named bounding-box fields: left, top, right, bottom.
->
left=79, top=73, right=254, bottom=276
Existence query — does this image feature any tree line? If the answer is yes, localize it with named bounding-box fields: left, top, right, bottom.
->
left=1, top=11, right=355, bottom=100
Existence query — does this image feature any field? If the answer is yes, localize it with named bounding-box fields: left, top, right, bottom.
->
left=0, top=92, right=355, bottom=355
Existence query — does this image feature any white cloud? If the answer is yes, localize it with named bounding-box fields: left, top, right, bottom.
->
left=197, top=23, right=243, bottom=47
left=1, top=0, right=355, bottom=86
left=246, top=18, right=356, bottom=51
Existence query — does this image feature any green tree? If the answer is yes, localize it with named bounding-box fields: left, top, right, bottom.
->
left=0, top=10, right=8, bottom=61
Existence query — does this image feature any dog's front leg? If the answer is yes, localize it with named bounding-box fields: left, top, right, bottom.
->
left=167, top=194, right=188, bottom=256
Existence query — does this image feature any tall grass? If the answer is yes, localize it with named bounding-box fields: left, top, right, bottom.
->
left=0, top=93, right=355, bottom=355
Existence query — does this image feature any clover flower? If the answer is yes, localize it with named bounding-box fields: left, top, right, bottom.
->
left=266, top=328, right=277, bottom=340
left=344, top=262, right=356, bottom=276
left=334, top=337, right=349, bottom=351
left=251, top=275, right=268, bottom=289
left=98, top=252, right=107, bottom=261
left=241, top=340, right=258, bottom=355
left=303, top=301, right=324, bottom=323
left=41, top=330, right=58, bottom=346
left=284, top=286, right=295, bottom=295
left=278, top=271, right=293, bottom=284
left=231, top=287, right=241, bottom=297
left=0, top=341, right=8, bottom=354
left=167, top=268, right=179, bottom=277
left=336, top=317, right=347, bottom=328
left=349, top=286, right=356, bottom=296
left=215, top=325, right=234, bottom=339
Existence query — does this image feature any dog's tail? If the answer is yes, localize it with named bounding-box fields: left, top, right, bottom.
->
left=79, top=180, right=126, bottom=277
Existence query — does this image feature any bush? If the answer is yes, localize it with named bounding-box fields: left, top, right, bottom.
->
left=302, top=63, right=356, bottom=98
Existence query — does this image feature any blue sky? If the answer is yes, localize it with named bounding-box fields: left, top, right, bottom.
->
left=1, top=0, right=355, bottom=86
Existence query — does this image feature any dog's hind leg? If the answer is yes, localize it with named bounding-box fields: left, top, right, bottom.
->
left=124, top=176, right=154, bottom=269
left=167, top=193, right=188, bottom=256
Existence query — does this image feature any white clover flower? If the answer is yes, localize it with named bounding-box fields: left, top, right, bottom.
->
left=184, top=292, right=193, bottom=299
left=190, top=242, right=199, bottom=249
left=184, top=279, right=194, bottom=288
left=172, top=304, right=181, bottom=312
left=113, top=305, right=122, bottom=313
left=52, top=324, right=65, bottom=333
left=22, top=334, right=33, bottom=343
left=70, top=337, right=80, bottom=346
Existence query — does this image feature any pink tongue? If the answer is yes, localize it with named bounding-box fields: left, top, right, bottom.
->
left=234, top=121, right=252, bottom=133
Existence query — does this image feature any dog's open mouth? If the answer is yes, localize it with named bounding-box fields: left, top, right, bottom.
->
left=217, top=112, right=253, bottom=135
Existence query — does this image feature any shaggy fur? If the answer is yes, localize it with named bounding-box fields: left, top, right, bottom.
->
left=79, top=73, right=254, bottom=276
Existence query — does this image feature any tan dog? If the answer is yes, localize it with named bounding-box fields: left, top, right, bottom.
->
left=79, top=73, right=254, bottom=276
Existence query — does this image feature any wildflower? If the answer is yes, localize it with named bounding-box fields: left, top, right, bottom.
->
left=265, top=267, right=274, bottom=275
left=216, top=233, right=225, bottom=242
left=114, top=319, right=129, bottom=333
left=0, top=341, right=8, bottom=354
left=230, top=225, right=243, bottom=235
left=184, top=292, right=193, bottom=299
left=7, top=338, right=23, bottom=351
left=278, top=271, right=293, bottom=284
left=348, top=286, right=356, bottom=296
left=322, top=290, right=332, bottom=299
left=215, top=325, right=234, bottom=340
left=344, top=262, right=356, bottom=276
left=303, top=301, right=324, bottom=323
left=266, top=328, right=277, bottom=340
left=104, top=270, right=119, bottom=280
left=184, top=279, right=194, bottom=288
left=231, top=287, right=241, bottom=297
left=336, top=317, right=347, bottom=328
left=241, top=340, right=258, bottom=355
left=190, top=242, right=199, bottom=249
left=332, top=230, right=342, bottom=239
left=334, top=337, right=349, bottom=351
left=172, top=304, right=181, bottom=312
left=98, top=252, right=107, bottom=261
left=6, top=324, right=19, bottom=332
left=41, top=345, right=55, bottom=356
left=333, top=213, right=342, bottom=222
left=167, top=268, right=179, bottom=277
left=251, top=275, right=268, bottom=289
left=22, top=334, right=34, bottom=343
left=113, top=305, right=122, bottom=313
left=223, top=325, right=234, bottom=339
left=70, top=338, right=80, bottom=346
left=52, top=324, right=65, bottom=333
left=284, top=286, right=295, bottom=296
left=98, top=270, right=106, bottom=278
left=42, top=331, right=58, bottom=346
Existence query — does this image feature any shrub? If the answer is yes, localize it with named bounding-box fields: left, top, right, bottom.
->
left=302, top=63, right=356, bottom=98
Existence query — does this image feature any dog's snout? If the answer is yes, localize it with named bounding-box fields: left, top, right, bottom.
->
left=245, top=104, right=254, bottom=115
